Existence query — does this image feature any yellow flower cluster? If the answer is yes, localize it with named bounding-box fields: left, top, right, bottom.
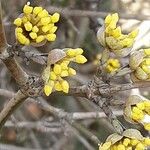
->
left=105, top=58, right=121, bottom=73
left=14, top=2, right=60, bottom=46
left=44, top=48, right=87, bottom=96
left=100, top=137, right=150, bottom=150
left=105, top=13, right=138, bottom=51
left=97, top=13, right=138, bottom=57
left=130, top=49, right=150, bottom=81
left=131, top=100, right=150, bottom=131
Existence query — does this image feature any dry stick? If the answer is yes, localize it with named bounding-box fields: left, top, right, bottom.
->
left=0, top=90, right=28, bottom=129
left=64, top=120, right=95, bottom=150
left=0, top=88, right=123, bottom=120
left=0, top=1, right=30, bottom=131
left=0, top=144, right=42, bottom=150
left=38, top=98, right=100, bottom=144
left=3, top=57, right=29, bottom=85
left=47, top=6, right=150, bottom=20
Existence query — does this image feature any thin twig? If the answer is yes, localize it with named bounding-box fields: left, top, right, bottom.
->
left=0, top=90, right=27, bottom=129
left=47, top=6, right=150, bottom=20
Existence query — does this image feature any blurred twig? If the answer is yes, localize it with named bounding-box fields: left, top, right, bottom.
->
left=0, top=144, right=43, bottom=150
left=47, top=6, right=150, bottom=20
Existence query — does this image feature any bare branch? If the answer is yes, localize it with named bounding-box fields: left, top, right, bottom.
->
left=0, top=1, right=7, bottom=52
left=0, top=144, right=42, bottom=150
left=3, top=57, right=29, bottom=85
left=47, top=6, right=150, bottom=20
left=0, top=90, right=27, bottom=129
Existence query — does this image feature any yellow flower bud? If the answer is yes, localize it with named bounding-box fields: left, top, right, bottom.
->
left=61, top=80, right=69, bottom=93
left=54, top=81, right=62, bottom=91
left=112, top=13, right=119, bottom=23
left=23, top=4, right=33, bottom=14
left=53, top=64, right=62, bottom=75
left=144, top=138, right=150, bottom=146
left=36, top=35, right=45, bottom=43
left=51, top=12, right=60, bottom=23
left=22, top=16, right=28, bottom=23
left=132, top=107, right=141, bottom=114
left=49, top=26, right=57, bottom=33
left=50, top=71, right=57, bottom=80
left=61, top=70, right=69, bottom=77
left=25, top=39, right=30, bottom=45
left=117, top=144, right=125, bottom=150
left=66, top=49, right=76, bottom=57
left=46, top=34, right=56, bottom=41
left=29, top=32, right=37, bottom=39
left=16, top=33, right=29, bottom=45
left=141, top=65, right=150, bottom=74
left=33, top=7, right=43, bottom=15
left=144, top=101, right=150, bottom=107
left=136, top=102, right=145, bottom=110
left=136, top=142, right=145, bottom=150
left=144, top=58, right=150, bottom=65
left=75, top=48, right=84, bottom=55
left=68, top=68, right=76, bottom=76
left=104, top=14, right=112, bottom=25
left=128, top=29, right=139, bottom=38
left=130, top=139, right=139, bottom=146
left=14, top=18, right=22, bottom=26
left=75, top=55, right=87, bottom=64
left=24, top=21, right=33, bottom=31
left=42, top=25, right=50, bottom=33
left=144, top=123, right=150, bottom=131
left=44, top=85, right=52, bottom=96
left=38, top=9, right=49, bottom=18
left=144, top=48, right=150, bottom=56
left=106, top=65, right=114, bottom=73
left=123, top=138, right=130, bottom=146
left=15, top=27, right=23, bottom=33
left=60, top=62, right=68, bottom=70
left=32, top=26, right=39, bottom=33
left=40, top=17, right=51, bottom=25
left=99, top=141, right=111, bottom=150
left=112, top=26, right=121, bottom=38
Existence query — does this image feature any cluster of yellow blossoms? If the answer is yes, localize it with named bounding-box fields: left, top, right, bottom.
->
left=105, top=58, right=121, bottom=73
left=100, top=137, right=150, bottom=150
left=44, top=48, right=87, bottom=96
left=124, top=95, right=150, bottom=131
left=129, top=48, right=150, bottom=81
left=99, top=129, right=150, bottom=150
left=131, top=100, right=150, bottom=131
left=14, top=2, right=60, bottom=46
left=97, top=13, right=138, bottom=57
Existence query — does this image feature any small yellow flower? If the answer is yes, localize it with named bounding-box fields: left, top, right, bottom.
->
left=42, top=48, right=87, bottom=96
left=99, top=129, right=150, bottom=150
left=61, top=80, right=69, bottom=93
left=53, top=64, right=62, bottom=75
left=97, top=13, right=138, bottom=57
left=75, top=55, right=87, bottom=64
left=105, top=58, right=121, bottom=73
left=54, top=81, right=62, bottom=91
left=129, top=49, right=150, bottom=81
left=51, top=13, right=60, bottom=23
left=124, top=95, right=150, bottom=131
left=13, top=2, right=60, bottom=46
left=44, top=85, right=53, bottom=96
left=14, top=18, right=22, bottom=26
left=68, top=68, right=76, bottom=76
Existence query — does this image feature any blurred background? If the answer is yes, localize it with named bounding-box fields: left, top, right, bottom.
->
left=0, top=0, right=150, bottom=150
